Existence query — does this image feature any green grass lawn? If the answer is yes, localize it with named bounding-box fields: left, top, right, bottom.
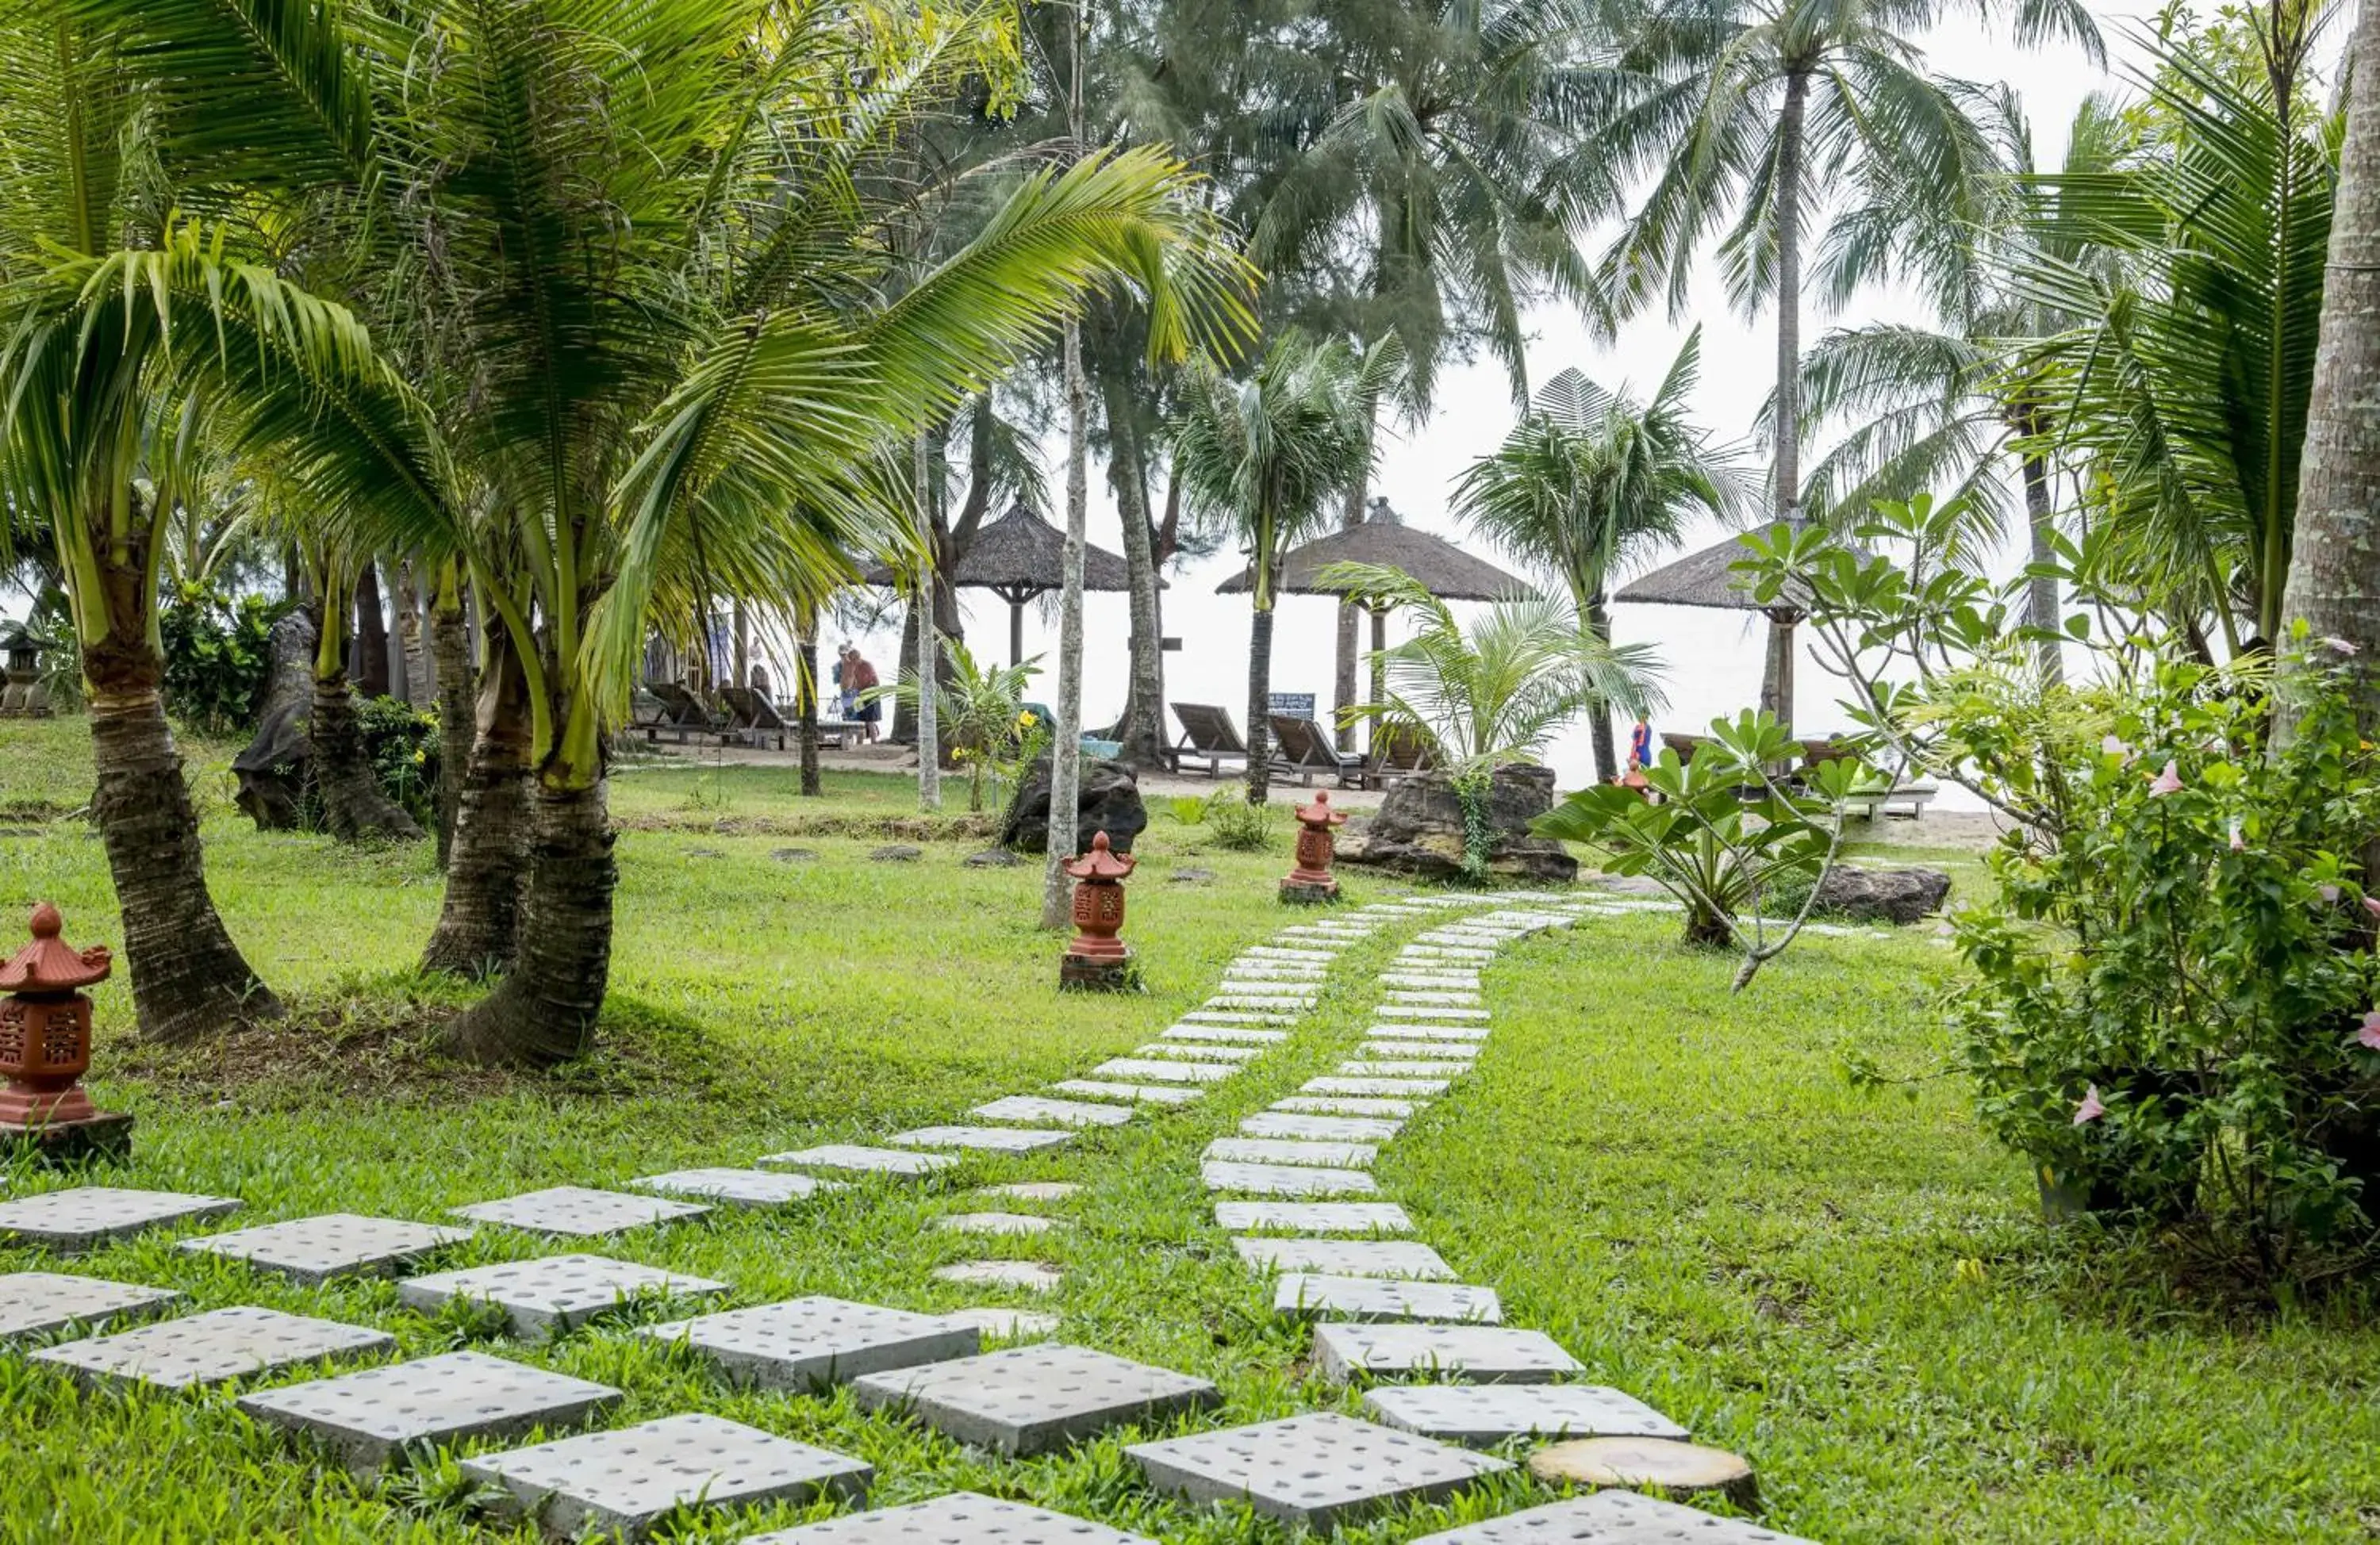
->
left=0, top=714, right=2369, bottom=1542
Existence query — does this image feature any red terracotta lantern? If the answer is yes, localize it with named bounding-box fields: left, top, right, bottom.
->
left=1280, top=789, right=1348, bottom=903
left=1059, top=830, right=1138, bottom=991
left=0, top=903, right=131, bottom=1160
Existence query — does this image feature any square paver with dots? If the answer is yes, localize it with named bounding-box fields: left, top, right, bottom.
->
left=743, top=1490, right=1155, bottom=1545
left=178, top=1213, right=473, bottom=1284
left=0, top=1187, right=240, bottom=1253
left=1407, top=1490, right=1815, bottom=1543
left=32, top=1305, right=393, bottom=1390
left=237, top=1349, right=620, bottom=1470
left=461, top=1412, right=872, bottom=1539
left=639, top=1295, right=979, bottom=1390
left=397, top=1253, right=727, bottom=1340
left=1126, top=1412, right=1510, bottom=1529
left=850, top=1343, right=1219, bottom=1456
left=448, top=1186, right=709, bottom=1237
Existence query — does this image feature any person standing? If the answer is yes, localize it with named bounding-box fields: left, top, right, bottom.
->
left=834, top=643, right=856, bottom=720
left=848, top=647, right=881, bottom=742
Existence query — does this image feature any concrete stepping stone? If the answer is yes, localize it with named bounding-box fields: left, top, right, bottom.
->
left=745, top=1490, right=1154, bottom=1545
left=1339, top=1060, right=1474, bottom=1079
left=640, top=1295, right=979, bottom=1390
left=450, top=1186, right=708, bottom=1236
left=398, top=1253, right=727, bottom=1340
left=178, top=1213, right=472, bottom=1284
left=937, top=1212, right=1059, bottom=1236
left=1386, top=991, right=1484, bottom=1006
left=944, top=1307, right=1059, bottom=1340
left=1408, top=1490, right=1809, bottom=1545
left=1379, top=1005, right=1488, bottom=1022
left=1161, top=1024, right=1288, bottom=1045
left=758, top=1144, right=960, bottom=1177
left=1224, top=964, right=1326, bottom=980
left=1233, top=1238, right=1453, bottom=1279
left=1400, top=947, right=1496, bottom=963
left=1178, top=1010, right=1298, bottom=1026
left=1365, top=1384, right=1689, bottom=1446
left=1357, top=1043, right=1477, bottom=1062
left=1204, top=995, right=1316, bottom=1011
left=629, top=1168, right=846, bottom=1208
left=850, top=1342, right=1219, bottom=1457
left=889, top=1125, right=1075, bottom=1154
left=1275, top=1095, right=1420, bottom=1118
left=1202, top=1161, right=1376, bottom=1198
left=0, top=1271, right=180, bottom=1340
left=931, top=1260, right=1063, bottom=1293
left=1125, top=1411, right=1508, bottom=1530
left=1301, top=920, right=1376, bottom=934
left=1240, top=1112, right=1402, bottom=1142
left=1274, top=1275, right=1502, bottom=1323
left=238, top=1349, right=618, bottom=1471
left=32, top=1305, right=393, bottom=1390
left=1313, top=1323, right=1583, bottom=1385
left=973, top=1182, right=1082, bottom=1203
left=1530, top=1438, right=1758, bottom=1509
left=1091, top=1058, right=1236, bottom=1085
left=1242, top=946, right=1341, bottom=962
left=1367, top=1023, right=1490, bottom=1042
left=1304, top=1076, right=1450, bottom=1097
left=972, top=1095, right=1136, bottom=1129
left=1382, top=970, right=1483, bottom=983
left=462, top=1412, right=872, bottom=1538
left=1204, top=1137, right=1377, bottom=1169
left=0, top=1187, right=240, bottom=1252
left=1215, top=1201, right=1413, bottom=1234
left=1050, top=1079, right=1203, bottom=1106
left=1133, top=1041, right=1261, bottom=1063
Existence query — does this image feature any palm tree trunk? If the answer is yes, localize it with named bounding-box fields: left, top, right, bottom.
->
left=84, top=657, right=281, bottom=1043
left=352, top=558, right=391, bottom=699
left=796, top=603, right=823, bottom=797
left=442, top=775, right=614, bottom=1068
left=891, top=603, right=921, bottom=745
left=1584, top=594, right=1618, bottom=783
left=310, top=668, right=424, bottom=840
left=1104, top=377, right=1168, bottom=769
left=423, top=639, right=531, bottom=975
left=2281, top=0, right=2380, bottom=692
left=428, top=565, right=476, bottom=865
left=1246, top=603, right=1276, bottom=805
left=2022, top=450, right=2065, bottom=684
left=1335, top=477, right=1368, bottom=753
left=394, top=560, right=432, bottom=707
left=1762, top=67, right=1812, bottom=731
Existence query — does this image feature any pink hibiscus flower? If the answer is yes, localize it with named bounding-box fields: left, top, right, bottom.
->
left=2074, top=1085, right=2106, bottom=1125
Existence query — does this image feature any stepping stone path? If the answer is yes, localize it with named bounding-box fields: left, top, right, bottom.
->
left=1273, top=1274, right=1502, bottom=1323
left=0, top=1187, right=239, bottom=1252
left=33, top=1306, right=393, bottom=1390
left=398, top=1253, right=727, bottom=1340
left=462, top=1412, right=872, bottom=1536
left=239, top=1350, right=619, bottom=1471
left=0, top=1272, right=179, bottom=1340
left=1127, top=1412, right=1508, bottom=1529
left=943, top=1307, right=1060, bottom=1340
left=178, top=1213, right=472, bottom=1284
left=1233, top=1237, right=1455, bottom=1279
left=889, top=1125, right=1073, bottom=1153
left=930, top=1260, right=1065, bottom=1293
left=750, top=1491, right=1154, bottom=1545
left=1216, top=1201, right=1414, bottom=1234
left=1050, top=1079, right=1203, bottom=1105
left=759, top=1144, right=958, bottom=1177
left=850, top=1343, right=1219, bottom=1456
left=1240, top=1112, right=1402, bottom=1141
left=1313, top=1318, right=1583, bottom=1386
left=1201, top=1160, right=1377, bottom=1198
left=1365, top=1383, right=1690, bottom=1445
left=1204, top=1137, right=1377, bottom=1167
left=936, top=1211, right=1059, bottom=1236
left=640, top=1297, right=978, bottom=1390
left=450, top=1186, right=708, bottom=1236
left=630, top=1168, right=844, bottom=1207
left=971, top=1095, right=1135, bottom=1127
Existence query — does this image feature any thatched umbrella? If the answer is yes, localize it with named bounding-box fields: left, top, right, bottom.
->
left=1217, top=499, right=1537, bottom=746
left=1614, top=523, right=1810, bottom=728
left=864, top=502, right=1140, bottom=666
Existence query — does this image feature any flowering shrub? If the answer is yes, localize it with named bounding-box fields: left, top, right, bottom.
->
left=1952, top=649, right=2380, bottom=1275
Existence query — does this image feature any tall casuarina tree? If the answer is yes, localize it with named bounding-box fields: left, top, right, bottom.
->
left=1595, top=0, right=2099, bottom=723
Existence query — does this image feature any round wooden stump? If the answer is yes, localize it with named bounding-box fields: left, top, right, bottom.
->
left=1528, top=1437, right=1758, bottom=1510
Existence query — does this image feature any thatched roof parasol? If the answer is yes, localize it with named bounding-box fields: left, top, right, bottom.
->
left=1612, top=525, right=1806, bottom=616
left=1215, top=499, right=1538, bottom=601
left=864, top=502, right=1142, bottom=665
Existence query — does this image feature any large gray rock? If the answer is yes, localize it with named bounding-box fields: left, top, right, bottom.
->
left=1342, top=765, right=1576, bottom=884
left=1814, top=865, right=1951, bottom=923
left=999, top=755, right=1148, bottom=855
left=232, top=612, right=319, bottom=830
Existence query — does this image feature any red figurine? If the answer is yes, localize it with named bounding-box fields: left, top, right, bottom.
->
left=0, top=903, right=132, bottom=1160
left=1281, top=789, right=1348, bottom=903
left=1059, top=831, right=1138, bottom=990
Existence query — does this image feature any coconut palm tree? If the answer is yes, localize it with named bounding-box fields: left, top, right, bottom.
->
left=89, top=0, right=1253, bottom=1066
left=1170, top=332, right=1402, bottom=805
left=1319, top=562, right=1664, bottom=772
left=1595, top=0, right=2100, bottom=720
left=1453, top=330, right=1750, bottom=780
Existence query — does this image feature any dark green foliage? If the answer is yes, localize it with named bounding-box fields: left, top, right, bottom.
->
left=158, top=583, right=289, bottom=735
left=352, top=694, right=439, bottom=826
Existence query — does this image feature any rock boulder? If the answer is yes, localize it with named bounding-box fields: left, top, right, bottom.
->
left=1814, top=865, right=1951, bottom=923
left=1000, top=755, right=1149, bottom=856
left=1341, top=764, right=1576, bottom=884
left=232, top=612, right=319, bottom=830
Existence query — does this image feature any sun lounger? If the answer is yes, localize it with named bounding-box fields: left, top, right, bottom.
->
left=1166, top=703, right=1250, bottom=777
left=1269, top=714, right=1368, bottom=788
left=1365, top=730, right=1434, bottom=785
left=642, top=680, right=721, bottom=744
left=719, top=685, right=793, bottom=750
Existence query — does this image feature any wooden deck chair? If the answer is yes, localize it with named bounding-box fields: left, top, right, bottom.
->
left=643, top=681, right=718, bottom=744
left=718, top=686, right=792, bottom=750
left=1363, top=727, right=1434, bottom=785
left=1269, top=714, right=1368, bottom=788
left=1165, top=703, right=1250, bottom=776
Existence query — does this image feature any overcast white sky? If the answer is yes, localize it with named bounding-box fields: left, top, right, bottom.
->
left=844, top=4, right=2155, bottom=803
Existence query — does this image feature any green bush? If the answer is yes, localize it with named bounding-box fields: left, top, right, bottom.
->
left=1203, top=790, right=1279, bottom=851
left=354, top=694, right=440, bottom=826
left=159, top=585, right=290, bottom=735
left=1166, top=795, right=1210, bottom=826
left=1950, top=650, right=2380, bottom=1275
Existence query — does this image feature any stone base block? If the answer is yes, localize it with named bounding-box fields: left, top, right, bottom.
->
left=1279, top=880, right=1341, bottom=905
left=0, top=1112, right=133, bottom=1167
left=1059, top=952, right=1139, bottom=992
